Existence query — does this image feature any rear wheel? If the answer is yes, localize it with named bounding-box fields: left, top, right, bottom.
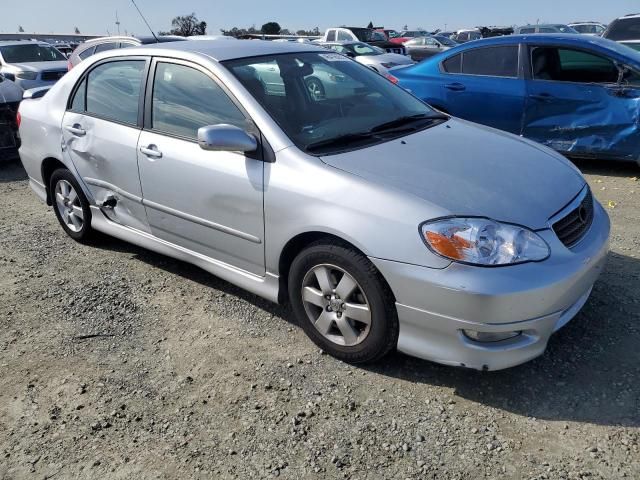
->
left=50, top=168, right=94, bottom=243
left=288, top=241, right=398, bottom=363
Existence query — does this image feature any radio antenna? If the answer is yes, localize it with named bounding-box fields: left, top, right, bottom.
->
left=130, top=0, right=159, bottom=41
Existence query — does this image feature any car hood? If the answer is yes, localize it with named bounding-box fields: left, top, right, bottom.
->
left=3, top=61, right=67, bottom=72
left=320, top=119, right=586, bottom=230
left=0, top=79, right=23, bottom=102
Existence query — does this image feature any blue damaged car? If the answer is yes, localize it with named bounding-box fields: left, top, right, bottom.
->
left=390, top=34, right=640, bottom=164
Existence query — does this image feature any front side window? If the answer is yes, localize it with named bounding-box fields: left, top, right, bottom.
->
left=85, top=60, right=145, bottom=125
left=539, top=27, right=556, bottom=33
left=224, top=52, right=445, bottom=155
left=520, top=28, right=535, bottom=34
left=337, top=30, right=352, bottom=41
left=0, top=43, right=66, bottom=63
left=531, top=47, right=619, bottom=83
left=462, top=46, right=519, bottom=77
left=151, top=62, right=248, bottom=139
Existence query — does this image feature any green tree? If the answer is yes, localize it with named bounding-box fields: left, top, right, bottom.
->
left=165, top=13, right=206, bottom=36
left=261, top=22, right=281, bottom=35
left=367, top=21, right=374, bottom=29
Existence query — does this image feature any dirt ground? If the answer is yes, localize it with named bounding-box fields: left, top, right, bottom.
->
left=0, top=158, right=638, bottom=480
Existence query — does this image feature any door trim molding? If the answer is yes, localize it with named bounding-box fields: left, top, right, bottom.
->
left=84, top=177, right=143, bottom=203
left=143, top=199, right=262, bottom=244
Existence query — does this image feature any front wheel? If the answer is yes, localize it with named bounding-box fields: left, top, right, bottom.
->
left=50, top=168, right=94, bottom=243
left=288, top=241, right=398, bottom=363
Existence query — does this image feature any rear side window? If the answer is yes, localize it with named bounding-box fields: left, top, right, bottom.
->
left=604, top=17, right=640, bottom=41
left=85, top=60, right=145, bottom=125
left=520, top=28, right=535, bottom=34
left=442, top=53, right=462, bottom=73
left=461, top=46, right=519, bottom=77
left=337, top=30, right=351, bottom=41
left=78, top=46, right=95, bottom=60
left=94, top=42, right=119, bottom=53
left=539, top=27, right=556, bottom=33
left=151, top=62, right=248, bottom=139
left=326, top=30, right=337, bottom=41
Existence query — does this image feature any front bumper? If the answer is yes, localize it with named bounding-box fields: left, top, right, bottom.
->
left=372, top=201, right=610, bottom=371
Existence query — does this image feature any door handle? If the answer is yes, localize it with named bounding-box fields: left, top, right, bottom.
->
left=139, top=145, right=162, bottom=158
left=529, top=93, right=554, bottom=102
left=65, top=124, right=86, bottom=136
left=445, top=83, right=466, bottom=91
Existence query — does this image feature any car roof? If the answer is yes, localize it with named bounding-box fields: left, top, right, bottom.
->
left=439, top=34, right=640, bottom=65
left=82, top=35, right=184, bottom=45
left=109, top=39, right=324, bottom=62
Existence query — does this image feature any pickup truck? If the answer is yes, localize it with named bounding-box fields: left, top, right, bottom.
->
left=321, top=28, right=407, bottom=56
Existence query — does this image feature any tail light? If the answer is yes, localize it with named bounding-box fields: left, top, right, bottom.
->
left=385, top=73, right=399, bottom=84
left=16, top=111, right=21, bottom=128
left=67, top=60, right=73, bottom=71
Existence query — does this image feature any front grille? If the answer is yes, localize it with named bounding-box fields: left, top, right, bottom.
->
left=41, top=69, right=66, bottom=81
left=0, top=101, right=20, bottom=150
left=553, top=189, right=594, bottom=248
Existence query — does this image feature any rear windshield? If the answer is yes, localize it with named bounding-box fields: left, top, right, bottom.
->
left=605, top=17, right=640, bottom=41
left=0, top=44, right=66, bottom=63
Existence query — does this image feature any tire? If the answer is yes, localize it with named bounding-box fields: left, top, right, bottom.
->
left=288, top=240, right=399, bottom=363
left=50, top=168, right=94, bottom=243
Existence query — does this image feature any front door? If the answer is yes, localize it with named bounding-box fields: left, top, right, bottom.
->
left=523, top=45, right=640, bottom=160
left=137, top=60, right=265, bottom=275
left=440, top=45, right=526, bottom=134
left=61, top=58, right=149, bottom=231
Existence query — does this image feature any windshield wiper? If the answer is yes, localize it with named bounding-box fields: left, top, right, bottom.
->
left=305, top=132, right=378, bottom=152
left=369, top=113, right=447, bottom=133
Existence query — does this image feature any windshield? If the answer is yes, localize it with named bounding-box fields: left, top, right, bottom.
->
left=0, top=44, right=66, bottom=63
left=605, top=18, right=640, bottom=41
left=224, top=52, right=445, bottom=155
left=350, top=28, right=377, bottom=42
left=556, top=25, right=580, bottom=34
left=434, top=36, right=458, bottom=46
left=350, top=43, right=382, bottom=56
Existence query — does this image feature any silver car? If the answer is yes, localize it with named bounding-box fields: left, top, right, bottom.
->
left=18, top=41, right=610, bottom=370
left=319, top=41, right=414, bottom=75
left=0, top=41, right=67, bottom=90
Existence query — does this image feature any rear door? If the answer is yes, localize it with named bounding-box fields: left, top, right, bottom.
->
left=523, top=45, right=640, bottom=160
left=136, top=59, right=265, bottom=275
left=440, top=44, right=526, bottom=133
left=62, top=57, right=150, bottom=231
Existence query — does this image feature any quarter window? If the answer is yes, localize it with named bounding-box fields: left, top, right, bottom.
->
left=70, top=78, right=86, bottom=111
left=442, top=53, right=462, bottom=73
left=85, top=60, right=145, bottom=125
left=461, top=46, right=518, bottom=77
left=94, top=42, right=119, bottom=53
left=151, top=62, right=248, bottom=140
left=531, top=47, right=619, bottom=83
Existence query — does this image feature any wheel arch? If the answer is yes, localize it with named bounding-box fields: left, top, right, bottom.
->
left=276, top=231, right=395, bottom=304
left=41, top=157, right=67, bottom=205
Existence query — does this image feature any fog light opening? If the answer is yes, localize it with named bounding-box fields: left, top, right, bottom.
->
left=463, top=330, right=522, bottom=343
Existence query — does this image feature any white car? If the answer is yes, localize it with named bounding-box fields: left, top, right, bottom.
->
left=568, top=22, right=607, bottom=36
left=319, top=41, right=414, bottom=75
left=0, top=41, right=67, bottom=90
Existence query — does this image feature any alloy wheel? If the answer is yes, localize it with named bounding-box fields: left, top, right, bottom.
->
left=301, top=264, right=372, bottom=346
left=54, top=179, right=84, bottom=233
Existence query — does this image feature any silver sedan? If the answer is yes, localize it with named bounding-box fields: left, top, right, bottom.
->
left=17, top=40, right=609, bottom=370
left=319, top=41, right=414, bottom=75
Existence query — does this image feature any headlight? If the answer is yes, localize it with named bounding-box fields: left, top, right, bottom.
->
left=16, top=71, right=38, bottom=80
left=420, top=217, right=550, bottom=266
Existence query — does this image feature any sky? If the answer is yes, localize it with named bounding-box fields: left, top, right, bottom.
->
left=2, top=0, right=638, bottom=36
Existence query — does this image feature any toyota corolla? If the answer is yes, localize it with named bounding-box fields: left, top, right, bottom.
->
left=18, top=40, right=610, bottom=370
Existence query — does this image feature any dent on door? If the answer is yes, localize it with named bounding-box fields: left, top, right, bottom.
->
left=62, top=113, right=150, bottom=232
left=522, top=87, right=640, bottom=161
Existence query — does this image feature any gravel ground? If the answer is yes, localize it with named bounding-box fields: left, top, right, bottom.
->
left=0, top=159, right=638, bottom=480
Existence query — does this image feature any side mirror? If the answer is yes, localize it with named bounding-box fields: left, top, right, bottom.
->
left=23, top=86, right=51, bottom=99
left=197, top=124, right=258, bottom=153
